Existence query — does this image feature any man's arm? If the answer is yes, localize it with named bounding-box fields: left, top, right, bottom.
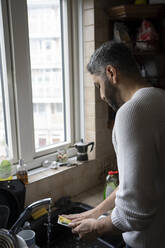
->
left=63, top=186, right=118, bottom=221
left=93, top=186, right=118, bottom=216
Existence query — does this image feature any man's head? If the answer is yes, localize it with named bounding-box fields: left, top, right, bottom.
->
left=87, top=41, right=142, bottom=111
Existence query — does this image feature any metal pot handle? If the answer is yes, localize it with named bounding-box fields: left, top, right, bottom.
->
left=87, top=142, right=94, bottom=152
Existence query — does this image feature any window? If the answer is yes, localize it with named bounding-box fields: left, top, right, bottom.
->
left=27, top=0, right=66, bottom=150
left=0, top=2, right=17, bottom=162
left=0, top=64, right=7, bottom=157
left=0, top=0, right=83, bottom=169
left=55, top=103, right=62, bottom=113
left=39, top=137, right=47, bottom=147
left=38, top=103, right=46, bottom=114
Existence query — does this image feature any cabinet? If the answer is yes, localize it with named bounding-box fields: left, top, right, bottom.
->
left=107, top=4, right=165, bottom=127
left=108, top=4, right=165, bottom=89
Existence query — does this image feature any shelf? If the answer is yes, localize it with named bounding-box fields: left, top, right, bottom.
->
left=133, top=50, right=159, bottom=56
left=143, top=76, right=163, bottom=83
left=109, top=4, right=165, bottom=20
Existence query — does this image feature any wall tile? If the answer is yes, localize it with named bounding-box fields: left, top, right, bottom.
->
left=84, top=86, right=95, bottom=104
left=83, top=0, right=94, bottom=10
left=84, top=41, right=95, bottom=58
left=83, top=9, right=94, bottom=26
left=84, top=102, right=95, bottom=118
left=84, top=72, right=94, bottom=87
left=85, top=130, right=95, bottom=143
left=84, top=25, right=95, bottom=42
left=85, top=116, right=95, bottom=132
left=83, top=56, right=90, bottom=73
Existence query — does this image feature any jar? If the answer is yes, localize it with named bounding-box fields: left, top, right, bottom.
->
left=104, top=171, right=119, bottom=200
left=16, top=159, right=28, bottom=184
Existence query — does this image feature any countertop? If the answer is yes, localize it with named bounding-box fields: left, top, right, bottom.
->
left=72, top=184, right=105, bottom=207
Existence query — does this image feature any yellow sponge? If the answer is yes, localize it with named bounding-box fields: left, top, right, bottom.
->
left=58, top=215, right=71, bottom=226
left=32, top=207, right=48, bottom=220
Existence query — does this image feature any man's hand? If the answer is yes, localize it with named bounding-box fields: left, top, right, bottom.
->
left=69, top=215, right=122, bottom=240
left=62, top=208, right=99, bottom=222
left=69, top=218, right=98, bottom=240
left=62, top=187, right=118, bottom=224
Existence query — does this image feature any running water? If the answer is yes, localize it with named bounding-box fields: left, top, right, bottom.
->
left=47, top=204, right=52, bottom=248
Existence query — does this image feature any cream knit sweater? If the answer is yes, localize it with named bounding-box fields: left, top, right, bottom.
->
left=111, top=87, right=165, bottom=248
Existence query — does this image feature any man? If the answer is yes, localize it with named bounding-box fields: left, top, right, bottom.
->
left=64, top=41, right=165, bottom=248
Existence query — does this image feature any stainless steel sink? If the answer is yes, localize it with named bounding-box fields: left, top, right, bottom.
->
left=29, top=200, right=125, bottom=248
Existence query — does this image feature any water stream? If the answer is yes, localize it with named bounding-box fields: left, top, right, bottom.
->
left=47, top=204, right=52, bottom=248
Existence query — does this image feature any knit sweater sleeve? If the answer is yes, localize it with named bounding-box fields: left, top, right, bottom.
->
left=111, top=100, right=159, bottom=232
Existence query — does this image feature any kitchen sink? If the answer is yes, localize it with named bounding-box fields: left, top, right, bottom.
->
left=30, top=199, right=125, bottom=248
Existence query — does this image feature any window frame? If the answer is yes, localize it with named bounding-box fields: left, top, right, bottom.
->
left=1, top=0, right=84, bottom=170
left=0, top=0, right=18, bottom=163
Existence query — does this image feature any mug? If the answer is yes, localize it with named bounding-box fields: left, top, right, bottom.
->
left=17, top=230, right=35, bottom=248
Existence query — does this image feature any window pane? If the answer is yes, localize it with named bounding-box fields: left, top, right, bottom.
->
left=0, top=69, right=7, bottom=157
left=27, top=0, right=65, bottom=150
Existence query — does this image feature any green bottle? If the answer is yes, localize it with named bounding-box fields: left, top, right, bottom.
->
left=0, top=160, right=12, bottom=181
left=104, top=171, right=119, bottom=200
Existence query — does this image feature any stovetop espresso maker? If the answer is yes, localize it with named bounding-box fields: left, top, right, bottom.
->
left=74, top=139, right=94, bottom=161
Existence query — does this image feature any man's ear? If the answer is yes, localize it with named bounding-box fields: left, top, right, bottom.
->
left=106, top=65, right=117, bottom=85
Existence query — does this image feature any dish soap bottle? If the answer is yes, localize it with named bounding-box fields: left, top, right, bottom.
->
left=16, top=159, right=28, bottom=184
left=104, top=171, right=119, bottom=200
left=0, top=146, right=13, bottom=181
left=0, top=159, right=13, bottom=181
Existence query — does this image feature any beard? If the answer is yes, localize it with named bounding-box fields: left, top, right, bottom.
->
left=104, top=76, right=124, bottom=112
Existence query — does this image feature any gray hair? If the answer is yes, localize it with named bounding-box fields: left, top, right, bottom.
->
left=87, top=41, right=140, bottom=78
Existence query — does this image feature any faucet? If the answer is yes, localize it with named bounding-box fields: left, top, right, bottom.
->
left=9, top=198, right=52, bottom=234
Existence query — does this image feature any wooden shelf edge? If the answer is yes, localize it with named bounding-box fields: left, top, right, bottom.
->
left=109, top=4, right=165, bottom=20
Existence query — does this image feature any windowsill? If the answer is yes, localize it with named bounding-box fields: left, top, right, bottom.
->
left=26, top=158, right=95, bottom=184
left=27, top=164, right=76, bottom=184
left=25, top=156, right=98, bottom=206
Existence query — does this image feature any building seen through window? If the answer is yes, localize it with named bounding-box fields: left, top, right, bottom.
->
left=27, top=0, right=65, bottom=150
left=0, top=69, right=6, bottom=156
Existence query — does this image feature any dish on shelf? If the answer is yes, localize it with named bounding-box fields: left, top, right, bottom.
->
left=135, top=40, right=158, bottom=52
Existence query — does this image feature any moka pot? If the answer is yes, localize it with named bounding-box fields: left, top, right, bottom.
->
left=74, top=139, right=94, bottom=161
